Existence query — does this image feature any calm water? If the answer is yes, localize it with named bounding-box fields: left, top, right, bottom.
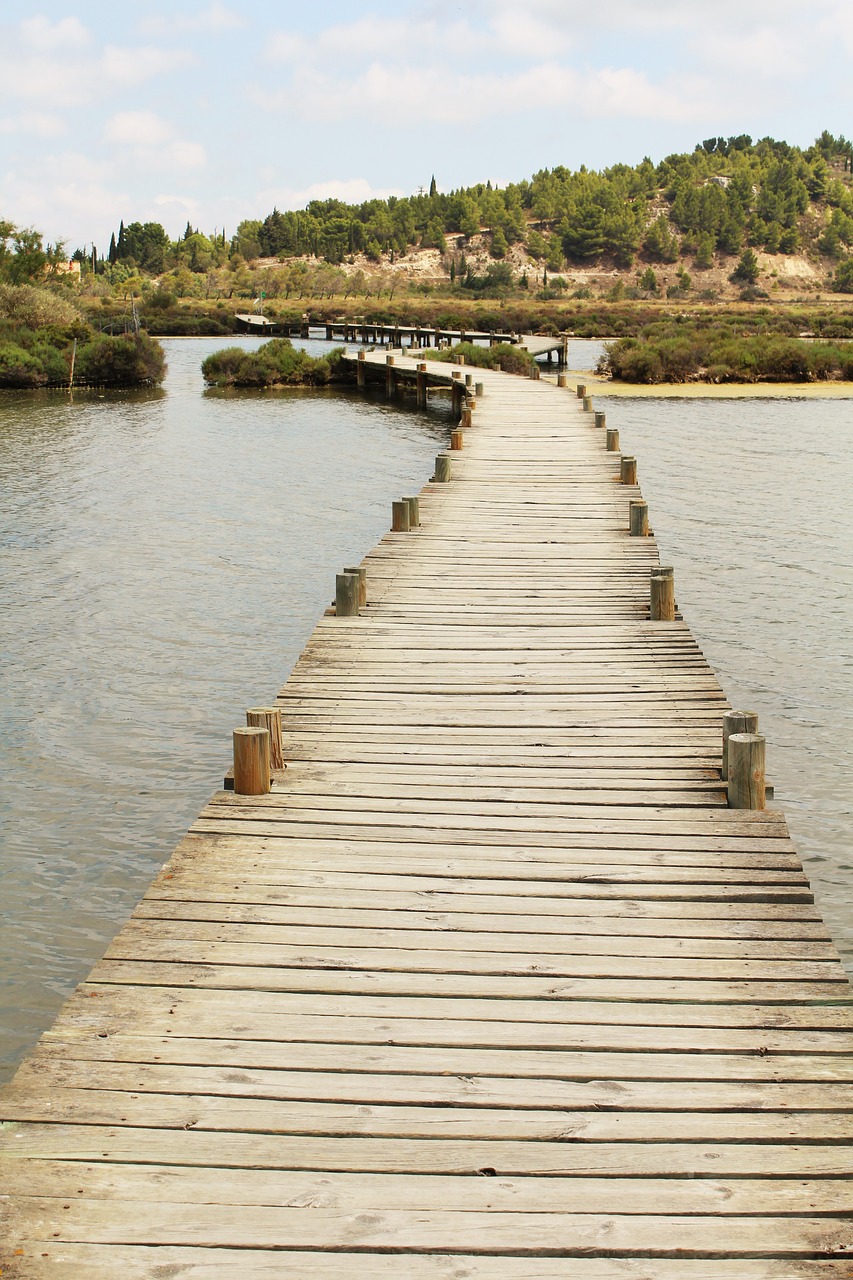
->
left=0, top=337, right=447, bottom=1082
left=1, top=338, right=851, bottom=1083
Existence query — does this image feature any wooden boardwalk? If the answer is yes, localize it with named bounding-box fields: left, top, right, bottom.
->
left=1, top=355, right=852, bottom=1277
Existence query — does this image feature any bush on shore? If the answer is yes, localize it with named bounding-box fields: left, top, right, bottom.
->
left=201, top=339, right=352, bottom=387
left=422, top=341, right=537, bottom=376
left=598, top=322, right=853, bottom=383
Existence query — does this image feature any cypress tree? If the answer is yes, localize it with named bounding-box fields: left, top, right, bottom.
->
left=108, top=232, right=117, bottom=265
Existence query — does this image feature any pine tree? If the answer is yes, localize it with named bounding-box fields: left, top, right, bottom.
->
left=116, top=221, right=126, bottom=257
left=429, top=175, right=437, bottom=198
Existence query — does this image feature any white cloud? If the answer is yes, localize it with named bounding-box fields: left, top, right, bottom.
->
left=137, top=4, right=245, bottom=36
left=0, top=111, right=66, bottom=138
left=103, top=111, right=207, bottom=170
left=256, top=177, right=406, bottom=211
left=19, top=15, right=90, bottom=50
left=101, top=45, right=195, bottom=85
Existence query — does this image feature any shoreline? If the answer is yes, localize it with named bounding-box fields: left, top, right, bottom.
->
left=562, top=371, right=853, bottom=399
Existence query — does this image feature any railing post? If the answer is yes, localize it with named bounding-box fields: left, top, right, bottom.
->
left=246, top=707, right=284, bottom=771
left=629, top=501, right=648, bottom=536
left=727, top=733, right=766, bottom=809
left=650, top=567, right=675, bottom=621
left=343, top=564, right=367, bottom=608
left=722, top=710, right=759, bottom=780
left=233, top=727, right=270, bottom=796
left=335, top=571, right=360, bottom=616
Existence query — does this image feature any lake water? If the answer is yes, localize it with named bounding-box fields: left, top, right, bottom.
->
left=1, top=336, right=850, bottom=1083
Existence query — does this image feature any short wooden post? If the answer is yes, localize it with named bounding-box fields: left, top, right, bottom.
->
left=343, top=564, right=367, bottom=608
left=465, top=373, right=473, bottom=387
left=434, top=454, right=451, bottom=482
left=606, top=427, right=620, bottom=452
left=335, top=571, right=360, bottom=616
left=530, top=366, right=540, bottom=380
left=459, top=407, right=472, bottom=428
left=457, top=354, right=465, bottom=366
left=475, top=381, right=484, bottom=397
left=620, top=456, right=637, bottom=484
left=233, top=727, right=270, bottom=796
left=576, top=383, right=586, bottom=399
left=727, top=733, right=766, bottom=810
left=594, top=411, right=606, bottom=429
left=722, top=710, right=759, bottom=780
left=246, top=707, right=283, bottom=771
left=404, top=496, right=420, bottom=527
left=385, top=354, right=395, bottom=397
left=629, top=501, right=648, bottom=536
left=557, top=373, right=568, bottom=388
left=582, top=395, right=592, bottom=411
left=650, top=567, right=675, bottom=621
left=391, top=499, right=411, bottom=532
left=357, top=350, right=366, bottom=388
left=450, top=429, right=464, bottom=450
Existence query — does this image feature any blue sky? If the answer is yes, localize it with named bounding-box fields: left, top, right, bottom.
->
left=1, top=0, right=851, bottom=254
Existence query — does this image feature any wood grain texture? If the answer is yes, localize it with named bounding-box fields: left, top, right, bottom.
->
left=1, top=350, right=850, bottom=1276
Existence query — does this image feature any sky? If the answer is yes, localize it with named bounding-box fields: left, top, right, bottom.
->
left=1, top=0, right=851, bottom=254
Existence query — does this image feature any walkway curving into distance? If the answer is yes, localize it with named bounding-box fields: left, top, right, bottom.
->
left=1, top=353, right=852, bottom=1277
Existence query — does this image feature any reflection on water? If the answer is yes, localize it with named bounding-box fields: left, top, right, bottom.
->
left=0, top=337, right=447, bottom=1082
left=1, top=340, right=850, bottom=1083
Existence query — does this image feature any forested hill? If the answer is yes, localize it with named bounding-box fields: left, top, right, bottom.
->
left=227, top=131, right=853, bottom=279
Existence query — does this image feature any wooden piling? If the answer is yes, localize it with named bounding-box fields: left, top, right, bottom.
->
left=433, top=454, right=451, bottom=482
left=629, top=500, right=648, bottom=536
left=557, top=373, right=568, bottom=388
left=722, top=709, right=760, bottom=780
left=475, top=381, right=484, bottom=397
left=246, top=707, right=284, bottom=771
left=404, top=496, right=420, bottom=527
left=343, top=564, right=367, bottom=608
left=594, top=411, right=606, bottom=429
left=335, top=571, right=360, bottom=616
left=450, top=429, right=464, bottom=450
left=620, top=456, right=637, bottom=484
left=650, top=566, right=675, bottom=621
left=576, top=383, right=586, bottom=398
left=416, top=363, right=427, bottom=409
left=391, top=500, right=411, bottom=532
left=357, top=350, right=366, bottom=388
left=583, top=394, right=592, bottom=411
left=232, top=726, right=271, bottom=796
left=727, top=732, right=766, bottom=809
left=385, top=354, right=395, bottom=398
left=606, top=427, right=620, bottom=452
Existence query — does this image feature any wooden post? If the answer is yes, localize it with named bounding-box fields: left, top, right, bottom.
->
left=465, top=373, right=473, bottom=387
left=459, top=407, right=472, bottom=428
left=416, top=363, right=427, bottom=409
left=582, top=395, right=592, bottom=411
left=433, top=454, right=451, bottom=482
left=404, top=496, right=420, bottom=527
left=335, top=571, right=360, bottom=616
left=343, top=564, right=367, bottom=608
left=246, top=707, right=283, bottom=771
left=475, top=382, right=484, bottom=397
left=576, top=384, right=586, bottom=399
left=629, top=501, right=648, bottom=536
left=451, top=382, right=464, bottom=419
left=450, top=429, right=464, bottom=450
left=722, top=710, right=759, bottom=780
left=457, top=354, right=465, bottom=366
left=385, top=354, right=395, bottom=398
left=606, top=427, right=620, bottom=452
left=594, top=411, right=606, bottom=429
left=391, top=499, right=411, bottom=532
left=357, top=350, right=366, bottom=389
left=727, top=733, right=766, bottom=810
left=650, top=567, right=675, bottom=622
left=233, top=727, right=270, bottom=796
left=557, top=373, right=567, bottom=388
left=620, top=456, right=637, bottom=484
left=530, top=366, right=540, bottom=380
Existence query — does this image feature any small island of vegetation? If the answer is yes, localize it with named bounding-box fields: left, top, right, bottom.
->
left=599, top=319, right=853, bottom=383
left=201, top=339, right=351, bottom=388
